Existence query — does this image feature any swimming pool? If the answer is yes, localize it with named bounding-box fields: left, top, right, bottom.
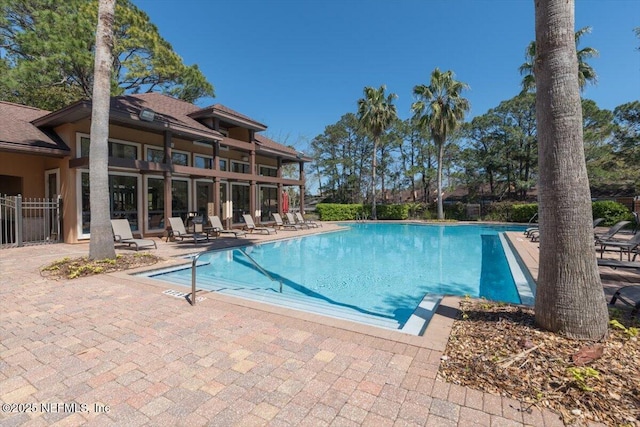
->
left=144, top=223, right=532, bottom=332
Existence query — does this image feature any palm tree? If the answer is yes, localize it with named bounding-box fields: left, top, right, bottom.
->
left=534, top=0, right=609, bottom=339
left=89, top=0, right=116, bottom=260
left=412, top=69, right=470, bottom=220
left=520, top=26, right=598, bottom=93
left=357, top=85, right=398, bottom=220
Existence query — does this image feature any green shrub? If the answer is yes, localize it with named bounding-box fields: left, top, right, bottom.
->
left=478, top=200, right=631, bottom=226
left=316, top=203, right=363, bottom=221
left=481, top=201, right=537, bottom=222
left=483, top=201, right=515, bottom=222
left=316, top=203, right=409, bottom=220
left=510, top=203, right=538, bottom=223
left=375, top=204, right=409, bottom=220
left=592, top=200, right=632, bottom=226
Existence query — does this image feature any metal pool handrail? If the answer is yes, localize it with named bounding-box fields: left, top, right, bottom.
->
left=190, top=248, right=283, bottom=306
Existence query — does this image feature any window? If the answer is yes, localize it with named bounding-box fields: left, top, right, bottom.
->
left=172, top=180, right=189, bottom=220
left=172, top=151, right=188, bottom=166
left=231, top=161, right=250, bottom=174
left=195, top=155, right=213, bottom=169
left=259, top=166, right=277, bottom=177
left=81, top=172, right=139, bottom=235
left=219, top=159, right=228, bottom=171
left=147, top=147, right=164, bottom=163
left=231, top=184, right=250, bottom=223
left=260, top=186, right=278, bottom=222
left=79, top=136, right=138, bottom=160
left=196, top=181, right=212, bottom=216
left=147, top=177, right=165, bottom=230
left=146, top=148, right=188, bottom=165
left=81, top=137, right=90, bottom=157
left=110, top=142, right=138, bottom=160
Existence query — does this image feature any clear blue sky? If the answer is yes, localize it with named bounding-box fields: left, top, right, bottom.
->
left=133, top=0, right=639, bottom=153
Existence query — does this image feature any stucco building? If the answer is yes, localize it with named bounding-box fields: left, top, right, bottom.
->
left=0, top=93, right=310, bottom=243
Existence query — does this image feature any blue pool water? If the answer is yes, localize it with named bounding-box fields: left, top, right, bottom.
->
left=146, top=223, right=528, bottom=327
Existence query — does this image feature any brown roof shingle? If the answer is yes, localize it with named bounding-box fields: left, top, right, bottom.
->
left=0, top=101, right=70, bottom=156
left=111, top=93, right=221, bottom=136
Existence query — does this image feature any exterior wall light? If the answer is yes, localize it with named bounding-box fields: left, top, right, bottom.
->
left=139, top=108, right=155, bottom=122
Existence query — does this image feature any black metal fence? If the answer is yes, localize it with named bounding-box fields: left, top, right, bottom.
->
left=0, top=195, right=62, bottom=248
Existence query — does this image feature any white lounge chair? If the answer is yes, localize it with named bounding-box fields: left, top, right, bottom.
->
left=273, top=213, right=301, bottom=230
left=110, top=219, right=157, bottom=251
left=295, top=212, right=320, bottom=228
left=167, top=217, right=209, bottom=244
left=206, top=215, right=247, bottom=238
left=242, top=214, right=276, bottom=235
left=286, top=212, right=309, bottom=229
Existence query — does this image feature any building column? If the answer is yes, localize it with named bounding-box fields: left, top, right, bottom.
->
left=163, top=131, right=173, bottom=230
left=299, top=161, right=305, bottom=215
left=213, top=177, right=220, bottom=221
left=277, top=157, right=283, bottom=214
left=250, top=180, right=257, bottom=223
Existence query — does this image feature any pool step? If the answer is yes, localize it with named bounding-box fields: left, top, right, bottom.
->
left=154, top=274, right=401, bottom=330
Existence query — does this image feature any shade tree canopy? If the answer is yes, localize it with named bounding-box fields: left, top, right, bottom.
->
left=0, top=0, right=214, bottom=110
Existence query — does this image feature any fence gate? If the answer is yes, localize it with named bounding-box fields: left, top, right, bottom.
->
left=0, top=195, right=62, bottom=248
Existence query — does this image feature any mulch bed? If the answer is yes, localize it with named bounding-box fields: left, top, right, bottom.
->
left=40, top=253, right=161, bottom=279
left=439, top=299, right=639, bottom=426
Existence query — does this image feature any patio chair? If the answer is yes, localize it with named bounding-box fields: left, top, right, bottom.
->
left=633, top=211, right=639, bottom=234
left=286, top=212, right=309, bottom=229
left=167, top=217, right=209, bottom=244
left=609, top=284, right=640, bottom=316
left=594, top=220, right=631, bottom=244
left=272, top=213, right=301, bottom=230
left=242, top=214, right=277, bottom=235
left=598, top=232, right=640, bottom=261
left=523, top=213, right=538, bottom=237
left=597, top=258, right=640, bottom=270
left=295, top=212, right=320, bottom=228
left=206, top=215, right=247, bottom=238
left=529, top=217, right=605, bottom=243
left=110, top=219, right=157, bottom=251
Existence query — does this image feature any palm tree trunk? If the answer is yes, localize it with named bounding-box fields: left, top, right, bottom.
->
left=371, top=138, right=377, bottom=220
left=436, top=140, right=444, bottom=220
left=88, top=0, right=116, bottom=260
left=534, top=0, right=608, bottom=339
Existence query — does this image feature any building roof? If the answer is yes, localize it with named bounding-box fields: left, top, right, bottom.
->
left=189, top=103, right=267, bottom=131
left=254, top=134, right=312, bottom=162
left=0, top=101, right=70, bottom=156
left=2, top=93, right=307, bottom=161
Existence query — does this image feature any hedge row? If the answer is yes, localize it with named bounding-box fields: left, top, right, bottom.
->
left=316, top=201, right=636, bottom=226
left=316, top=203, right=409, bottom=221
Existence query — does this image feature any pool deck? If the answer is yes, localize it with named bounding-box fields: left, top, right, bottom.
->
left=1, top=222, right=635, bottom=426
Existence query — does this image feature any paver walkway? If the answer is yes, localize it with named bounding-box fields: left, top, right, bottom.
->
left=2, top=223, right=626, bottom=426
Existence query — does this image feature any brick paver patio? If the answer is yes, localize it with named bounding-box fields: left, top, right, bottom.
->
left=2, top=223, right=631, bottom=426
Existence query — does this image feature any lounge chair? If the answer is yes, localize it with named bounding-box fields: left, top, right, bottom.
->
left=286, top=212, right=309, bottom=229
left=598, top=232, right=640, bottom=261
left=609, top=284, right=640, bottom=315
left=529, top=217, right=605, bottom=243
left=272, top=213, right=301, bottom=230
left=295, top=212, right=320, bottom=228
left=206, top=215, right=247, bottom=238
left=594, top=220, right=631, bottom=243
left=524, top=213, right=538, bottom=237
left=242, top=214, right=277, bottom=235
left=597, top=258, right=640, bottom=270
left=110, top=219, right=157, bottom=251
left=167, top=217, right=209, bottom=243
